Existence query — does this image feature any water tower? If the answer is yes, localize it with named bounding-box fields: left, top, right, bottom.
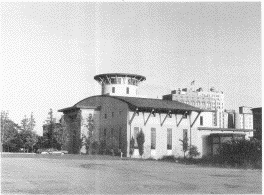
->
left=94, top=73, right=146, bottom=97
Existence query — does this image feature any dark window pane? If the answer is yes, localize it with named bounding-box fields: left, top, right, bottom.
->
left=134, top=127, right=139, bottom=147
left=167, top=128, right=172, bottom=150
left=151, top=128, right=156, bottom=149
left=200, top=116, right=203, bottom=126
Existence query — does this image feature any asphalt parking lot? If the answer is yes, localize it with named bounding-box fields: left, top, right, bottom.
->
left=1, top=154, right=262, bottom=194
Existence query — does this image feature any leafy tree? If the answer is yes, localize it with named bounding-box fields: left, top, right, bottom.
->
left=188, top=145, right=200, bottom=158
left=21, top=115, right=29, bottom=131
left=129, top=137, right=135, bottom=157
left=46, top=108, right=54, bottom=148
left=98, top=138, right=106, bottom=155
left=20, top=130, right=38, bottom=152
left=179, top=136, right=188, bottom=159
left=1, top=111, right=21, bottom=152
left=20, top=113, right=38, bottom=152
left=136, top=129, right=145, bottom=158
left=86, top=114, right=95, bottom=155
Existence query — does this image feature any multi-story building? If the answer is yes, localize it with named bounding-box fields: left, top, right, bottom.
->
left=223, top=109, right=236, bottom=128
left=239, top=106, right=253, bottom=130
left=223, top=107, right=253, bottom=130
left=252, top=107, right=262, bottom=140
left=162, top=86, right=225, bottom=128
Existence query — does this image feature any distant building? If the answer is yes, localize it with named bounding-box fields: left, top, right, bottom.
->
left=239, top=106, right=253, bottom=130
left=163, top=86, right=225, bottom=128
left=223, top=107, right=253, bottom=130
left=223, top=109, right=236, bottom=128
left=58, top=74, right=254, bottom=158
left=252, top=107, right=262, bottom=140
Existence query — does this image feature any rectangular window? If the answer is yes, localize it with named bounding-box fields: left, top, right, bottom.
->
left=134, top=127, right=139, bottom=147
left=167, top=128, right=172, bottom=150
left=126, top=87, right=129, bottom=94
left=105, top=114, right=107, bottom=119
left=112, top=87, right=115, bottom=93
left=104, top=129, right=107, bottom=137
left=111, top=128, right=114, bottom=137
left=200, top=116, right=203, bottom=126
left=117, top=78, right=121, bottom=84
left=151, top=128, right=156, bottom=149
left=119, top=128, right=122, bottom=149
left=111, top=78, right=117, bottom=84
left=112, top=112, right=114, bottom=118
left=212, top=112, right=217, bottom=126
left=183, top=129, right=188, bottom=140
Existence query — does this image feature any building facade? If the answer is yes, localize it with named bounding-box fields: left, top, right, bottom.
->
left=59, top=73, right=254, bottom=158
left=252, top=107, right=262, bottom=140
left=163, top=86, right=225, bottom=128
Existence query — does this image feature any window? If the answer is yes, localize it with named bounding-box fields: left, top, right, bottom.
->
left=212, top=113, right=217, bottom=126
left=112, top=112, right=114, bottom=118
left=183, top=129, right=188, bottom=140
left=111, top=128, right=114, bottom=137
left=111, top=78, right=117, bottom=84
left=151, top=128, right=156, bottom=149
left=104, top=129, right=107, bottom=137
left=105, top=114, right=107, bottom=119
left=112, top=87, right=115, bottom=93
left=126, top=87, right=129, bottom=94
left=134, top=127, right=139, bottom=147
left=117, top=78, right=121, bottom=84
left=167, top=128, right=172, bottom=150
left=119, top=128, right=122, bottom=149
left=200, top=116, right=203, bottom=126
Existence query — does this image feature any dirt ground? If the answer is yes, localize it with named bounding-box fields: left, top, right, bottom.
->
left=1, top=154, right=262, bottom=194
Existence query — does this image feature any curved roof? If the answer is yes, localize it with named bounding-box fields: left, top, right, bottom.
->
left=94, top=73, right=146, bottom=81
left=111, top=96, right=204, bottom=113
left=59, top=95, right=208, bottom=114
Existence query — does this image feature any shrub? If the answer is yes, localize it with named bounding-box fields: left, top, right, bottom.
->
left=129, top=137, right=135, bottom=157
left=188, top=145, right=200, bottom=158
left=179, top=137, right=188, bottom=158
left=159, top=155, right=177, bottom=162
left=91, top=141, right=99, bottom=154
left=146, top=157, right=156, bottom=161
left=136, top=129, right=145, bottom=158
left=218, top=138, right=262, bottom=169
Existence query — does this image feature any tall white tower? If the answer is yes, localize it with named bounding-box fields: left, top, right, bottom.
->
left=94, top=73, right=146, bottom=97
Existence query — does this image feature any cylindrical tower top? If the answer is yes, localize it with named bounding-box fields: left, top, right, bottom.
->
left=94, top=73, right=146, bottom=97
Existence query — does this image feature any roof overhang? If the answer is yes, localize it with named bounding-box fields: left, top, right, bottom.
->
left=58, top=106, right=79, bottom=112
left=58, top=106, right=100, bottom=113
left=94, top=73, right=146, bottom=81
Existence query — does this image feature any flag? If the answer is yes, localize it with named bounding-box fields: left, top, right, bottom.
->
left=191, top=80, right=195, bottom=85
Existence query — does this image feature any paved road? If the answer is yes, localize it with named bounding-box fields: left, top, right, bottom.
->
left=1, top=155, right=262, bottom=194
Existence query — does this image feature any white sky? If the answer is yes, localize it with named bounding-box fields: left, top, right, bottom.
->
left=1, top=2, right=262, bottom=135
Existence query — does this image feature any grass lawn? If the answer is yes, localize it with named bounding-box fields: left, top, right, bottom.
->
left=1, top=153, right=262, bottom=194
